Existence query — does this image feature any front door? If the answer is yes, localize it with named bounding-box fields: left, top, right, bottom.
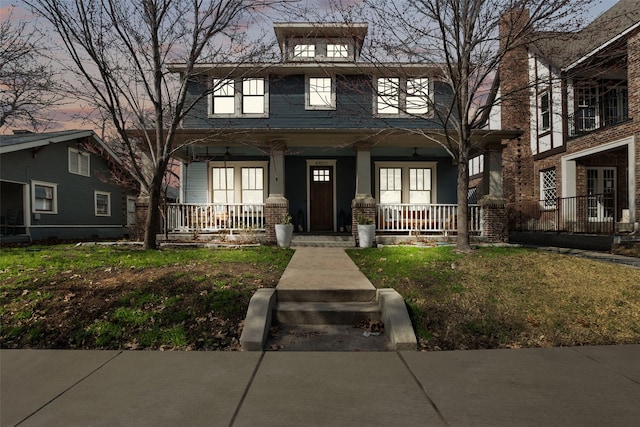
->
left=587, top=167, right=616, bottom=221
left=309, top=165, right=334, bottom=231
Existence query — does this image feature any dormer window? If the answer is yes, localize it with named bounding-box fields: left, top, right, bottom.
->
left=327, top=44, right=348, bottom=58
left=294, top=44, right=315, bottom=58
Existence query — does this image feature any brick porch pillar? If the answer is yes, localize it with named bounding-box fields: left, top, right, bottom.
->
left=134, top=196, right=149, bottom=241
left=265, top=195, right=289, bottom=244
left=480, top=196, right=508, bottom=242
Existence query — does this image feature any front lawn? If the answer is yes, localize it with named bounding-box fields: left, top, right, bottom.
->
left=348, top=246, right=640, bottom=350
left=1, top=245, right=293, bottom=350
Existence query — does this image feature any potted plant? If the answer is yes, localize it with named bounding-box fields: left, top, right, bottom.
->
left=357, top=214, right=375, bottom=248
left=275, top=213, right=294, bottom=248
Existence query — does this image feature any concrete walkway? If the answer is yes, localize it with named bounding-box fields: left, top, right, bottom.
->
left=3, top=246, right=640, bottom=426
left=2, top=346, right=640, bottom=426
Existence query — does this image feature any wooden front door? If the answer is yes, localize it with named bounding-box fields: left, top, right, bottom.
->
left=310, top=166, right=334, bottom=231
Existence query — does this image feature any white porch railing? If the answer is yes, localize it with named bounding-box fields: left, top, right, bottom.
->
left=165, top=203, right=265, bottom=232
left=376, top=203, right=482, bottom=235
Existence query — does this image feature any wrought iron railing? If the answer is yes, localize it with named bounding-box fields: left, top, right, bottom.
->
left=508, top=193, right=616, bottom=235
left=376, top=203, right=482, bottom=235
left=164, top=203, right=265, bottom=233
left=568, top=107, right=628, bottom=137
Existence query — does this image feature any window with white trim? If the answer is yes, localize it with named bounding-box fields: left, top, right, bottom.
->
left=32, top=181, right=58, bottom=214
left=69, top=148, right=90, bottom=176
left=376, top=162, right=436, bottom=204
left=375, top=77, right=430, bottom=116
left=242, top=78, right=265, bottom=114
left=95, top=191, right=111, bottom=216
left=539, top=91, right=550, bottom=132
left=540, top=168, right=556, bottom=209
left=294, top=44, right=315, bottom=58
left=327, top=44, right=348, bottom=58
left=210, top=78, right=268, bottom=117
left=307, top=76, right=335, bottom=109
left=469, top=155, right=484, bottom=176
left=210, top=162, right=268, bottom=205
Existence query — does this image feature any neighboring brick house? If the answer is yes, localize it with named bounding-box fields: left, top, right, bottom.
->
left=166, top=22, right=518, bottom=243
left=499, top=0, right=640, bottom=245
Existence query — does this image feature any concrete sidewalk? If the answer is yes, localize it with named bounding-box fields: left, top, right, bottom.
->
left=2, top=345, right=640, bottom=426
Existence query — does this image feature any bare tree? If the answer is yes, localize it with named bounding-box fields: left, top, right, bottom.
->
left=0, top=7, right=62, bottom=131
left=352, top=0, right=591, bottom=252
left=25, top=0, right=287, bottom=249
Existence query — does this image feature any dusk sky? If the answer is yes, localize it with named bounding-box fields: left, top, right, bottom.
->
left=1, top=0, right=621, bottom=133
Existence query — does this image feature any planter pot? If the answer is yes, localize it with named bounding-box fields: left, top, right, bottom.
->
left=357, top=224, right=375, bottom=248
left=275, top=224, right=294, bottom=248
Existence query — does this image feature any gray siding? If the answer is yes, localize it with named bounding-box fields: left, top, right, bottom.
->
left=182, top=74, right=453, bottom=130
left=1, top=141, right=130, bottom=239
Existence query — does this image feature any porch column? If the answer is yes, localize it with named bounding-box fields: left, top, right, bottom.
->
left=266, top=143, right=288, bottom=244
left=482, top=149, right=504, bottom=199
left=480, top=149, right=508, bottom=242
left=352, top=145, right=376, bottom=241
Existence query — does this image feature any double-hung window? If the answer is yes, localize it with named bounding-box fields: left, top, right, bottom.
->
left=377, top=162, right=436, bottom=204
left=375, top=77, right=430, bottom=116
left=307, top=76, right=335, bottom=110
left=211, top=162, right=268, bottom=205
left=95, top=191, right=111, bottom=216
left=539, top=91, right=550, bottom=132
left=32, top=181, right=58, bottom=214
left=210, top=78, right=267, bottom=117
left=69, top=148, right=90, bottom=176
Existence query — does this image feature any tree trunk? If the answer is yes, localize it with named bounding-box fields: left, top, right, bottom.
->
left=456, top=134, right=472, bottom=253
left=142, top=162, right=166, bottom=250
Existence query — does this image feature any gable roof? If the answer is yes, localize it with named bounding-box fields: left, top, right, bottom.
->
left=0, top=130, right=121, bottom=164
left=532, top=0, right=640, bottom=70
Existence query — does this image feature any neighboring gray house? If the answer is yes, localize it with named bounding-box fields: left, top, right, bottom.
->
left=0, top=130, right=136, bottom=242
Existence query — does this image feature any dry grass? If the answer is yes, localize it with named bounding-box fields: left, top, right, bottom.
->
left=348, top=246, right=640, bottom=350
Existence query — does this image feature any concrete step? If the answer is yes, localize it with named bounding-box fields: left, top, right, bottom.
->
left=274, top=301, right=381, bottom=325
left=291, top=234, right=355, bottom=248
left=276, top=287, right=377, bottom=303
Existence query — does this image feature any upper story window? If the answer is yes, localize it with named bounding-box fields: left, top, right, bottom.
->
left=539, top=91, right=550, bottom=132
left=294, top=44, right=315, bottom=58
left=375, top=77, right=430, bottom=116
left=306, top=76, right=335, bottom=110
left=210, top=77, right=268, bottom=117
left=327, top=44, right=348, bottom=58
left=69, top=147, right=90, bottom=176
left=469, top=155, right=484, bottom=176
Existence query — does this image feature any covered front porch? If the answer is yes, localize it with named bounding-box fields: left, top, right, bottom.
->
left=162, top=127, right=519, bottom=243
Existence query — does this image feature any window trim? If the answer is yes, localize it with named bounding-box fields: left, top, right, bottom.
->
left=305, top=75, right=336, bottom=110
left=94, top=191, right=111, bottom=217
left=31, top=180, right=58, bottom=214
left=68, top=147, right=90, bottom=177
left=540, top=168, right=557, bottom=210
left=375, top=161, right=438, bottom=204
left=374, top=77, right=432, bottom=117
left=208, top=77, right=269, bottom=118
left=538, top=90, right=551, bottom=133
left=208, top=161, right=269, bottom=204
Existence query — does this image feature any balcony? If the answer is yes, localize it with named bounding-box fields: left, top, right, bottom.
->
left=568, top=105, right=629, bottom=137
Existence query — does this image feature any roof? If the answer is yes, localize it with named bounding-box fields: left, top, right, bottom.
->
left=273, top=22, right=368, bottom=49
left=532, top=0, right=640, bottom=69
left=0, top=130, right=121, bottom=163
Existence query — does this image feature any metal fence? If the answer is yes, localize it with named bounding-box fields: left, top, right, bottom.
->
left=508, top=193, right=616, bottom=235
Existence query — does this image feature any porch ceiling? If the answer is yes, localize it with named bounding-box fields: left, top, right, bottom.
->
left=170, top=128, right=522, bottom=159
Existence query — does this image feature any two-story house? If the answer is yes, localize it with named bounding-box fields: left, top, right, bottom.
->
left=167, top=22, right=518, bottom=243
left=501, top=0, right=640, bottom=249
left=0, top=130, right=136, bottom=243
